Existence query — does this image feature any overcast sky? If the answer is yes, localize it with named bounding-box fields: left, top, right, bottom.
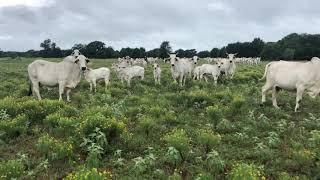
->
left=0, top=0, right=320, bottom=51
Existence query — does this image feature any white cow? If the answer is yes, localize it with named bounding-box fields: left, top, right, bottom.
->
left=28, top=55, right=89, bottom=102
left=199, top=64, right=221, bottom=84
left=260, top=57, right=320, bottom=112
left=153, top=63, right=161, bottom=85
left=117, top=65, right=144, bottom=86
left=84, top=67, right=110, bottom=92
left=218, top=53, right=237, bottom=79
left=168, top=54, right=191, bottom=86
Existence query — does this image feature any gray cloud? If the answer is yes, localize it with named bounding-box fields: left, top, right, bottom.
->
left=0, top=0, right=320, bottom=51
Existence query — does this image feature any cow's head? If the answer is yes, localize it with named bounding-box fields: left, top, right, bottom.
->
left=192, top=56, right=199, bottom=65
left=168, top=53, right=178, bottom=67
left=226, top=53, right=237, bottom=62
left=72, top=49, right=81, bottom=57
left=153, top=63, right=160, bottom=70
left=74, top=55, right=89, bottom=71
left=217, top=60, right=224, bottom=68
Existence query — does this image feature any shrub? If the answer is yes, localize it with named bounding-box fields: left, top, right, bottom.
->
left=64, top=168, right=112, bottom=180
left=58, top=105, right=80, bottom=117
left=77, top=113, right=125, bottom=144
left=35, top=134, right=73, bottom=161
left=80, top=127, right=108, bottom=168
left=228, top=95, right=246, bottom=116
left=292, top=149, right=315, bottom=167
left=0, top=159, right=25, bottom=179
left=196, top=129, right=221, bottom=153
left=165, top=146, right=182, bottom=167
left=131, top=147, right=157, bottom=175
left=0, top=109, right=10, bottom=120
left=44, top=113, right=77, bottom=137
left=216, top=119, right=234, bottom=133
left=20, top=100, right=65, bottom=124
left=227, top=163, right=264, bottom=180
left=205, top=150, right=225, bottom=174
left=0, top=114, right=28, bottom=139
left=206, top=105, right=223, bottom=126
left=163, top=129, right=190, bottom=160
left=137, top=116, right=157, bottom=137
left=0, top=97, right=21, bottom=117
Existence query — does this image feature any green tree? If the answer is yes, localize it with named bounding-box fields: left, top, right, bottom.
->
left=159, top=41, right=172, bottom=59
left=281, top=48, right=295, bottom=60
left=86, top=41, right=105, bottom=58
left=210, top=48, right=220, bottom=58
left=198, top=50, right=210, bottom=58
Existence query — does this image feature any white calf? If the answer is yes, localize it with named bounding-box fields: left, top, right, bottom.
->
left=84, top=67, right=110, bottom=92
left=153, top=63, right=161, bottom=85
left=117, top=66, right=145, bottom=86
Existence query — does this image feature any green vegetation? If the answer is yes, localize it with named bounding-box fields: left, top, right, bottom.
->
left=0, top=57, right=320, bottom=179
left=3, top=33, right=320, bottom=60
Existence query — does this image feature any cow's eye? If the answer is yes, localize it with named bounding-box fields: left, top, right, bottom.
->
left=86, top=59, right=90, bottom=63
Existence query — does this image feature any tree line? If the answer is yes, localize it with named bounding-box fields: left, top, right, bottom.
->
left=1, top=33, right=320, bottom=60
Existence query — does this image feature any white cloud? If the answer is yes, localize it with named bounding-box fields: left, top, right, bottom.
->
left=207, top=1, right=232, bottom=13
left=0, top=0, right=55, bottom=8
left=0, top=35, right=12, bottom=40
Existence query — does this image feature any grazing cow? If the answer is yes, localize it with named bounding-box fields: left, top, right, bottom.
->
left=260, top=57, right=320, bottom=112
left=117, top=65, right=144, bottom=86
left=199, top=64, right=221, bottom=84
left=153, top=63, right=161, bottom=85
left=84, top=67, right=110, bottom=92
left=28, top=55, right=89, bottom=102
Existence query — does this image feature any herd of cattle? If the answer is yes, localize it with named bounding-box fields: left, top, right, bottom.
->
left=27, top=49, right=320, bottom=112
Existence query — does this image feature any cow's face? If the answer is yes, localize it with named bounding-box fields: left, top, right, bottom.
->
left=73, top=49, right=81, bottom=56
left=74, top=55, right=89, bottom=71
left=227, top=53, right=237, bottom=60
left=192, top=56, right=199, bottom=65
left=153, top=63, right=158, bottom=70
left=217, top=61, right=224, bottom=68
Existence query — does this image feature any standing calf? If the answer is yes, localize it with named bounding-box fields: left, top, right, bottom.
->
left=84, top=67, right=110, bottom=92
left=153, top=63, right=161, bottom=84
left=117, top=66, right=144, bottom=86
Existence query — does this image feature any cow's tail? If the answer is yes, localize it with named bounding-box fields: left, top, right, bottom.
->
left=259, top=62, right=273, bottom=81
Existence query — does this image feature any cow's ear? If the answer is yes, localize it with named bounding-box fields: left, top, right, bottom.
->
left=74, top=59, right=79, bottom=64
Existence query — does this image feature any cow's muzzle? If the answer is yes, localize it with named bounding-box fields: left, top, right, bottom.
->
left=171, top=64, right=175, bottom=67
left=82, top=67, right=87, bottom=71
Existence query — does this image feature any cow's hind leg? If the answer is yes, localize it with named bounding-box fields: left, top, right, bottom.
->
left=32, top=82, right=41, bottom=100
left=295, top=86, right=305, bottom=112
left=59, top=83, right=64, bottom=101
left=261, top=82, right=273, bottom=106
left=66, top=88, right=72, bottom=102
left=89, top=82, right=93, bottom=92
left=93, top=81, right=97, bottom=93
left=272, top=86, right=279, bottom=108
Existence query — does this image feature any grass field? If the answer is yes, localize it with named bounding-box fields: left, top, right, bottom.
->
left=0, top=57, right=320, bottom=179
